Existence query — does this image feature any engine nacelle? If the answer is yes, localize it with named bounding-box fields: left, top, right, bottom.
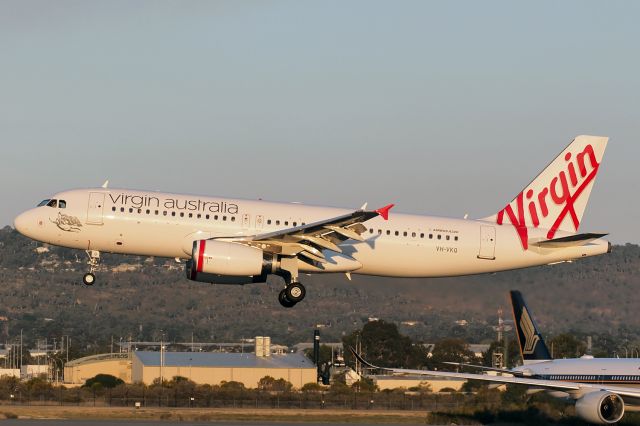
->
left=575, top=391, right=624, bottom=424
left=186, top=239, right=275, bottom=284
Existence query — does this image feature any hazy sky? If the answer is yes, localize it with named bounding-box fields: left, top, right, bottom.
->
left=1, top=1, right=638, bottom=242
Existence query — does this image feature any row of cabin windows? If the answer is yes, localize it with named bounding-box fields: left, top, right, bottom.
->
left=369, top=228, right=459, bottom=241
left=550, top=375, right=597, bottom=381
left=111, top=208, right=308, bottom=227
left=111, top=206, right=236, bottom=222
left=547, top=375, right=640, bottom=381
left=109, top=206, right=458, bottom=239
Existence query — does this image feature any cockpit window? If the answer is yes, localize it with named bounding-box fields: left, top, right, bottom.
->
left=59, top=200, right=67, bottom=209
left=47, top=199, right=58, bottom=208
left=37, top=199, right=51, bottom=207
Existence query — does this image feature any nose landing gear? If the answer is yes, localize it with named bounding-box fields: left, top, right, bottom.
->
left=82, top=272, right=96, bottom=286
left=83, top=250, right=100, bottom=286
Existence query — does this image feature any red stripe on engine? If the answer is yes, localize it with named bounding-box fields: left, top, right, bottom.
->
left=197, top=240, right=206, bottom=273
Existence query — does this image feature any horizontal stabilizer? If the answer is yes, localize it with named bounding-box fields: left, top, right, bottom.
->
left=532, top=233, right=608, bottom=248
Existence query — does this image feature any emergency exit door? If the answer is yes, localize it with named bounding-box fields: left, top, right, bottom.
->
left=478, top=226, right=496, bottom=260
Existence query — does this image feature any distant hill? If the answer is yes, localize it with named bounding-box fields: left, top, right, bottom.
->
left=0, top=226, right=639, bottom=353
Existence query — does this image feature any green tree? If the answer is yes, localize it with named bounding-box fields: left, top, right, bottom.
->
left=301, top=382, right=324, bottom=392
left=258, top=376, right=293, bottom=392
left=304, top=344, right=333, bottom=365
left=343, top=320, right=426, bottom=368
left=83, top=374, right=124, bottom=389
left=427, top=338, right=477, bottom=369
left=549, top=333, right=585, bottom=358
left=351, top=376, right=378, bottom=392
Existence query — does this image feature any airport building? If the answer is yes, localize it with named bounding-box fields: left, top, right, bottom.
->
left=63, top=336, right=317, bottom=389
left=131, top=350, right=316, bottom=388
left=64, top=353, right=132, bottom=385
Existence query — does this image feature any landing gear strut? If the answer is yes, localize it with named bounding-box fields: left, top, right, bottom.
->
left=83, top=250, right=100, bottom=286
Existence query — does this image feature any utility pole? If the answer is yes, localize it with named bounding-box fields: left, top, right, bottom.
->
left=19, top=330, right=23, bottom=371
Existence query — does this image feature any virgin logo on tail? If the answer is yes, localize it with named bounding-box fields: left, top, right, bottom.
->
left=497, top=144, right=601, bottom=250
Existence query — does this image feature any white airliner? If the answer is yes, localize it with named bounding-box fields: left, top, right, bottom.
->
left=351, top=290, right=640, bottom=425
left=14, top=135, right=610, bottom=307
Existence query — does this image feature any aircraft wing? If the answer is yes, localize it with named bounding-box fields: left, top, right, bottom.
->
left=441, top=361, right=525, bottom=377
left=350, top=347, right=640, bottom=402
left=229, top=204, right=394, bottom=264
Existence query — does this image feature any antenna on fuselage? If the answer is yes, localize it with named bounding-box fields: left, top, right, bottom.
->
left=102, top=180, right=109, bottom=189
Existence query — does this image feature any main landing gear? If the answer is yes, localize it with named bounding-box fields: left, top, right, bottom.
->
left=83, top=250, right=100, bottom=286
left=277, top=265, right=306, bottom=308
left=278, top=282, right=306, bottom=308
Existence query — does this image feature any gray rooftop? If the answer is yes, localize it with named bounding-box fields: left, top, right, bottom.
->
left=134, top=351, right=315, bottom=369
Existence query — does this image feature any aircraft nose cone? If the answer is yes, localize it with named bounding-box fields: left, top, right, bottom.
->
left=14, top=211, right=31, bottom=236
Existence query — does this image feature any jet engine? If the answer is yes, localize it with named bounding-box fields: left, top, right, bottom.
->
left=574, top=391, right=624, bottom=424
left=186, top=239, right=275, bottom=284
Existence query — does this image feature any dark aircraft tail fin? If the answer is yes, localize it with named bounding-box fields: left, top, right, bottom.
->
left=510, top=290, right=552, bottom=364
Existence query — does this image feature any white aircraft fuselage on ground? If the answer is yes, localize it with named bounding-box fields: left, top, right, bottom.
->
left=14, top=135, right=610, bottom=307
left=352, top=290, right=640, bottom=425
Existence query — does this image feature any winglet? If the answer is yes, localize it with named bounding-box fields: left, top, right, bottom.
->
left=375, top=204, right=395, bottom=221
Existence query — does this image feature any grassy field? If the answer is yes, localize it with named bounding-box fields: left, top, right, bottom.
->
left=0, top=406, right=433, bottom=424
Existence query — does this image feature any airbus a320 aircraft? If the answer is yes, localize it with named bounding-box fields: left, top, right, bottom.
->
left=14, top=135, right=610, bottom=307
left=351, top=290, right=640, bottom=425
